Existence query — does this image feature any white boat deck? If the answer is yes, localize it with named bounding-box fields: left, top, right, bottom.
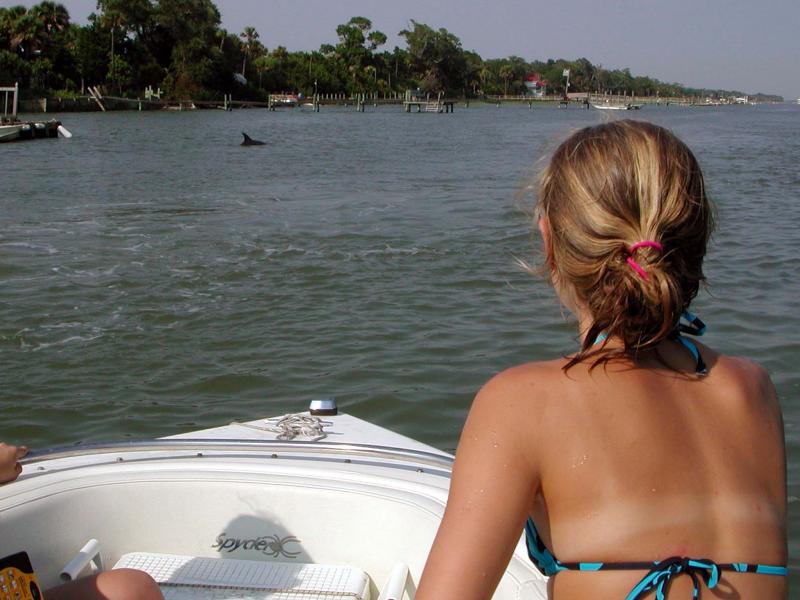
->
left=115, top=553, right=371, bottom=600
left=167, top=412, right=449, bottom=459
left=7, top=412, right=547, bottom=599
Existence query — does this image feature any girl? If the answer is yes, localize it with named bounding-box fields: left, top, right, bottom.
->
left=416, top=120, right=787, bottom=599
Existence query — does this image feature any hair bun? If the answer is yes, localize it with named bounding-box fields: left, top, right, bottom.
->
left=535, top=120, right=713, bottom=370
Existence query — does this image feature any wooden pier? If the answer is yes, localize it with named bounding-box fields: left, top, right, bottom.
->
left=403, top=91, right=455, bottom=113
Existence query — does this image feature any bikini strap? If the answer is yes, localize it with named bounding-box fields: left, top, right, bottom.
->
left=554, top=557, right=787, bottom=600
left=669, top=310, right=708, bottom=375
left=624, top=556, right=720, bottom=600
left=677, top=310, right=706, bottom=337
left=623, top=557, right=787, bottom=600
left=524, top=518, right=566, bottom=576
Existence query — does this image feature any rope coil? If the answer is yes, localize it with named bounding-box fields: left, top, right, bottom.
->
left=263, top=413, right=330, bottom=441
left=231, top=413, right=330, bottom=441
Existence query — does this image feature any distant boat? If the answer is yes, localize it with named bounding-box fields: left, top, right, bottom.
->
left=1, top=120, right=65, bottom=142
left=270, top=94, right=300, bottom=108
left=0, top=123, right=22, bottom=142
left=592, top=102, right=642, bottom=111
left=163, top=102, right=196, bottom=111
left=592, top=103, right=629, bottom=111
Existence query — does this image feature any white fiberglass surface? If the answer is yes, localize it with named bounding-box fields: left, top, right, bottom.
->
left=1, top=458, right=441, bottom=586
left=0, top=457, right=546, bottom=598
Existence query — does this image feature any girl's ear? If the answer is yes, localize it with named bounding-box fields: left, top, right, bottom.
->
left=538, top=216, right=552, bottom=265
left=538, top=216, right=581, bottom=319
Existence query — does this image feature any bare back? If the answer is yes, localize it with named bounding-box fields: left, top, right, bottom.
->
left=518, top=341, right=786, bottom=598
left=416, top=339, right=786, bottom=600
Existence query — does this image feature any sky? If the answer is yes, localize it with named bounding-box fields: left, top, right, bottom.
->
left=4, top=0, right=799, bottom=100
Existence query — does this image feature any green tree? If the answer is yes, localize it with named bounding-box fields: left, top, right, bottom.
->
left=0, top=48, right=31, bottom=85
left=461, top=50, right=482, bottom=96
left=478, top=64, right=491, bottom=94
left=239, top=25, right=259, bottom=77
left=8, top=11, right=40, bottom=58
left=153, top=0, right=222, bottom=96
left=95, top=0, right=140, bottom=92
left=97, top=0, right=152, bottom=38
left=499, top=64, right=513, bottom=96
left=399, top=20, right=466, bottom=95
left=0, top=2, right=762, bottom=102
left=27, top=3, right=76, bottom=90
left=333, top=16, right=386, bottom=93
left=75, top=16, right=108, bottom=87
left=366, top=29, right=386, bottom=51
left=32, top=2, right=69, bottom=42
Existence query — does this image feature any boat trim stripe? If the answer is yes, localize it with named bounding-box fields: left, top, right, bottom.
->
left=21, top=439, right=455, bottom=470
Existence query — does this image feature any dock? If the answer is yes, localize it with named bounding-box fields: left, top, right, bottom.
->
left=403, top=91, right=455, bottom=113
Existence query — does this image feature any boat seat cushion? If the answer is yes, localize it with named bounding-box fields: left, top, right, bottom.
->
left=114, top=553, right=371, bottom=600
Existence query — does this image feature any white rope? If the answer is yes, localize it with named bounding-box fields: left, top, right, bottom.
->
left=266, top=413, right=330, bottom=441
left=233, top=413, right=329, bottom=441
left=231, top=413, right=332, bottom=442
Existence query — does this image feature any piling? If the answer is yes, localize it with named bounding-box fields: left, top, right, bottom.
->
left=88, top=86, right=106, bottom=112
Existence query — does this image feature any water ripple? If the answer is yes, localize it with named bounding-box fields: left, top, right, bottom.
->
left=1, top=105, right=799, bottom=558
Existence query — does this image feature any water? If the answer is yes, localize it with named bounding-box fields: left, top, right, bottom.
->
left=1, top=103, right=799, bottom=576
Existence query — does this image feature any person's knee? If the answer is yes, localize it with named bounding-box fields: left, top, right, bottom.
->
left=46, top=569, right=163, bottom=600
left=95, top=569, right=163, bottom=600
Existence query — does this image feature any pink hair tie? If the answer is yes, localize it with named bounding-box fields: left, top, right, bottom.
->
left=626, top=241, right=663, bottom=281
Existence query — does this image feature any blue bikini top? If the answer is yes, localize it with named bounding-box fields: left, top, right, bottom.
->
left=594, top=311, right=707, bottom=375
left=670, top=310, right=707, bottom=375
left=525, top=518, right=787, bottom=600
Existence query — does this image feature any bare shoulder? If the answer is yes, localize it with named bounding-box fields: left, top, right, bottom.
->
left=713, top=353, right=777, bottom=394
left=473, top=358, right=566, bottom=412
left=465, top=359, right=566, bottom=448
left=710, top=353, right=782, bottom=419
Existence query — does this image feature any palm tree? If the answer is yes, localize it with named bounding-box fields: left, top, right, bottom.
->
left=270, top=46, right=288, bottom=89
left=216, top=27, right=227, bottom=51
left=9, top=11, right=41, bottom=58
left=97, top=4, right=126, bottom=91
left=499, top=65, right=513, bottom=97
left=478, top=65, right=491, bottom=95
left=363, top=64, right=376, bottom=92
left=30, top=1, right=69, bottom=64
left=239, top=26, right=259, bottom=77
left=32, top=2, right=69, bottom=36
left=1, top=5, right=28, bottom=52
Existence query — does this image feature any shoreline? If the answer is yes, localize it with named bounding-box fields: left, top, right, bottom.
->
left=14, top=93, right=776, bottom=114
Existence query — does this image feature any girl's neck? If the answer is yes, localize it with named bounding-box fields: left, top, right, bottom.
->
left=576, top=313, right=596, bottom=345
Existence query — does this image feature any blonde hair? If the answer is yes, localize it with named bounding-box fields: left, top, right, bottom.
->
left=536, top=120, right=714, bottom=369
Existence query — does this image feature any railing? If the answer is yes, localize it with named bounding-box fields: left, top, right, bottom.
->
left=22, top=438, right=455, bottom=471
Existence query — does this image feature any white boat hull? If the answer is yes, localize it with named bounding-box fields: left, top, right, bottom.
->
left=3, top=413, right=547, bottom=598
left=591, top=103, right=643, bottom=111
left=0, top=124, right=22, bottom=142
left=592, top=103, right=630, bottom=111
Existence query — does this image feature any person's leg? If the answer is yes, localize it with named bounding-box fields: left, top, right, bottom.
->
left=45, top=569, right=163, bottom=600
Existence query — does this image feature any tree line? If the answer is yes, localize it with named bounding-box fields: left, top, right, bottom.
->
left=0, top=1, right=778, bottom=102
